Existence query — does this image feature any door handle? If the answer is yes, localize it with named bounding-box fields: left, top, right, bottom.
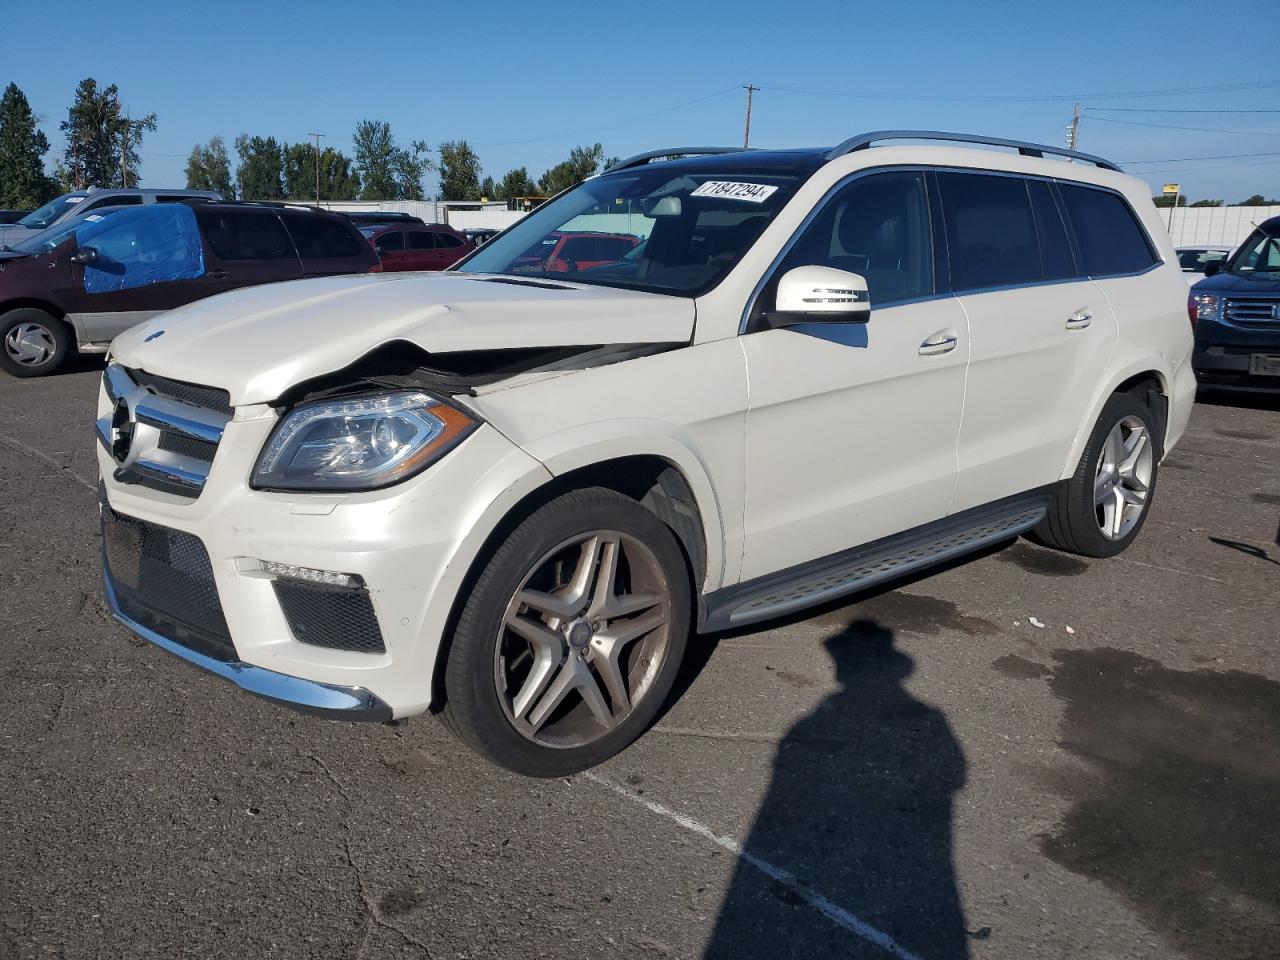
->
left=1066, top=310, right=1093, bottom=330
left=919, top=332, right=958, bottom=356
left=207, top=269, right=228, bottom=280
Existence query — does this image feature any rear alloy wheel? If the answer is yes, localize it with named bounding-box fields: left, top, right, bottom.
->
left=1034, top=391, right=1161, bottom=558
left=443, top=488, right=691, bottom=776
left=0, top=308, right=71, bottom=378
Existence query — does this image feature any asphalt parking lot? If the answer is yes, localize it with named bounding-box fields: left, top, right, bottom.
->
left=1, top=360, right=1277, bottom=960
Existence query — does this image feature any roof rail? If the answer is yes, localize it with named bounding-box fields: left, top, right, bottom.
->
left=604, top=147, right=748, bottom=173
left=825, top=131, right=1121, bottom=172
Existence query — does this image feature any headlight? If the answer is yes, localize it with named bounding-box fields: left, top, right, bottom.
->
left=252, top=391, right=478, bottom=491
left=1192, top=293, right=1222, bottom=324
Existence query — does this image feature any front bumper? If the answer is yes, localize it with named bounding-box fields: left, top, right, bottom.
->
left=1193, top=320, right=1280, bottom=393
left=97, top=376, right=552, bottom=719
left=103, top=568, right=394, bottom=722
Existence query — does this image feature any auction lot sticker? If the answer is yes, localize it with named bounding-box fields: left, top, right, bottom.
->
left=691, top=181, right=779, bottom=203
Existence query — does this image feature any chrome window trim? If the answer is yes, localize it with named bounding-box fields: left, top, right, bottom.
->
left=739, top=163, right=1166, bottom=334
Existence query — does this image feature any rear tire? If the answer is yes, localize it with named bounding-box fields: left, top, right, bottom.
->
left=0, top=308, right=72, bottom=378
left=441, top=487, right=691, bottom=777
left=1034, top=391, right=1161, bottom=558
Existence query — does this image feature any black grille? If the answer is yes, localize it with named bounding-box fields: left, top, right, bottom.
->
left=102, top=505, right=235, bottom=661
left=157, top=431, right=219, bottom=462
left=1225, top=297, right=1280, bottom=328
left=129, top=368, right=233, bottom=416
left=272, top=580, right=385, bottom=654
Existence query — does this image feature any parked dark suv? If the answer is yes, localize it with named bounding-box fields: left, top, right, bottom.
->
left=0, top=202, right=377, bottom=377
left=1191, top=215, right=1280, bottom=392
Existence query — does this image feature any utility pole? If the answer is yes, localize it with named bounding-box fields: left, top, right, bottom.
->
left=1067, top=102, right=1081, bottom=152
left=309, top=132, right=326, bottom=206
left=743, top=84, right=758, bottom=149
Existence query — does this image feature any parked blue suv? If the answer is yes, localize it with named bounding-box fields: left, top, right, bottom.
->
left=1190, top=215, right=1280, bottom=392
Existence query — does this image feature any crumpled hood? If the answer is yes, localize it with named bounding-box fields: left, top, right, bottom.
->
left=110, top=272, right=695, bottom=405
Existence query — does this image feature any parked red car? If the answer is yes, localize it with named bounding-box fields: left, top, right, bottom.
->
left=512, top=231, right=642, bottom=273
left=363, top=223, right=473, bottom=272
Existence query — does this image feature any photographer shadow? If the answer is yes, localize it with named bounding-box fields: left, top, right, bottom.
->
left=703, top=618, right=970, bottom=959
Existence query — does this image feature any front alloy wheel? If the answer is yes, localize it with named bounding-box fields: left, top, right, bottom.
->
left=443, top=487, right=691, bottom=777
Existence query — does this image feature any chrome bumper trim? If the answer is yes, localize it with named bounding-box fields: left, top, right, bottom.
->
left=103, top=568, right=394, bottom=723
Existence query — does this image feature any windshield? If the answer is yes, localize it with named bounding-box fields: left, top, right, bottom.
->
left=18, top=194, right=87, bottom=230
left=456, top=168, right=803, bottom=296
left=10, top=209, right=123, bottom=255
left=1225, top=229, right=1280, bottom=279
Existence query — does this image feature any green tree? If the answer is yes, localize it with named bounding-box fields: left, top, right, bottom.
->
left=0, top=83, right=56, bottom=208
left=1189, top=199, right=1223, bottom=207
left=59, top=78, right=156, bottom=188
left=283, top=143, right=360, bottom=202
left=538, top=143, right=604, bottom=196
left=495, top=167, right=538, bottom=200
left=234, top=134, right=285, bottom=200
left=480, top=176, right=495, bottom=200
left=438, top=139, right=482, bottom=200
left=1151, top=194, right=1187, bottom=208
left=185, top=136, right=234, bottom=197
left=1240, top=194, right=1280, bottom=206
left=352, top=120, right=431, bottom=201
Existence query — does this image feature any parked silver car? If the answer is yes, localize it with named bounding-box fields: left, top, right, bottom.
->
left=0, top=187, right=222, bottom=248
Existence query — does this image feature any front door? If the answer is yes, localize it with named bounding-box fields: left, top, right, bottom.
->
left=738, top=170, right=970, bottom=580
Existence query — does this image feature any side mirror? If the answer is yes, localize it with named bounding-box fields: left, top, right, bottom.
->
left=771, top=265, right=870, bottom=326
left=70, top=246, right=99, bottom=265
left=1203, top=260, right=1221, bottom=278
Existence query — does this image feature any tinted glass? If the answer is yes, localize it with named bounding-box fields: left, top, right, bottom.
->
left=284, top=216, right=364, bottom=259
left=197, top=210, right=296, bottom=260
left=1058, top=184, right=1157, bottom=276
left=377, top=231, right=405, bottom=252
left=459, top=167, right=802, bottom=296
left=1027, top=181, right=1076, bottom=280
left=407, top=231, right=436, bottom=250
left=84, top=195, right=143, bottom=212
left=777, top=170, right=933, bottom=305
left=939, top=173, right=1041, bottom=290
left=435, top=232, right=464, bottom=248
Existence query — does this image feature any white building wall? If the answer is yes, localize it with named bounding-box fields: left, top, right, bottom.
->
left=1161, top=205, right=1280, bottom=249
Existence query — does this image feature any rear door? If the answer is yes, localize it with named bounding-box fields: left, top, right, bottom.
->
left=941, top=171, right=1119, bottom=513
left=194, top=208, right=303, bottom=296
left=283, top=214, right=377, bottom=277
left=406, top=230, right=448, bottom=270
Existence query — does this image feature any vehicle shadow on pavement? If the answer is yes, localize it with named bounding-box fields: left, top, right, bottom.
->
left=702, top=619, right=971, bottom=960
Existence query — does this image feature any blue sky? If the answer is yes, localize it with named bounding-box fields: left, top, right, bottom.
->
left=4, top=0, right=1279, bottom=202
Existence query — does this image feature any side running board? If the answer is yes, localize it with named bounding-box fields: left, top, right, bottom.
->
left=701, top=488, right=1053, bottom=631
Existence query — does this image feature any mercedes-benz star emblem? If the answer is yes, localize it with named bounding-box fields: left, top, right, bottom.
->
left=110, top=397, right=135, bottom=463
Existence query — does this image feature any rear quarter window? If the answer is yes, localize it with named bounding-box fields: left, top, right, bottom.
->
left=1057, top=184, right=1158, bottom=277
left=283, top=216, right=365, bottom=259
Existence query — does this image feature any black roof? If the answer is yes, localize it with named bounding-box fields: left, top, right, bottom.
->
left=605, top=148, right=830, bottom=176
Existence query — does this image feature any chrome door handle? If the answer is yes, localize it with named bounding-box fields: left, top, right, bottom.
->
left=1066, top=310, right=1093, bottom=330
left=919, top=333, right=958, bottom=356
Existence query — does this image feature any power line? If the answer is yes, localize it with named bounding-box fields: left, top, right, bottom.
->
left=1087, top=114, right=1280, bottom=136
left=1126, top=158, right=1280, bottom=175
left=759, top=79, right=1280, bottom=104
left=1090, top=106, right=1280, bottom=113
left=474, top=87, right=740, bottom=148
left=1123, top=151, right=1280, bottom=164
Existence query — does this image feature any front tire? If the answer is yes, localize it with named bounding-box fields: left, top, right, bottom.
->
left=442, top=487, right=692, bottom=777
left=0, top=308, right=72, bottom=378
left=1034, top=391, right=1160, bottom=557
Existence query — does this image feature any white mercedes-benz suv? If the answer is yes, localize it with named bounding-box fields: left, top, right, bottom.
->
left=97, top=132, right=1195, bottom=776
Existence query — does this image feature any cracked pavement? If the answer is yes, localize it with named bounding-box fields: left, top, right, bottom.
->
left=1, top=361, right=1278, bottom=959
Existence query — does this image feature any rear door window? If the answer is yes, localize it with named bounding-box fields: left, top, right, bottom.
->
left=434, top=232, right=465, bottom=249
left=1057, top=184, right=1158, bottom=277
left=377, top=231, right=406, bottom=252
left=284, top=216, right=365, bottom=259
left=938, top=173, right=1041, bottom=290
left=196, top=210, right=297, bottom=260
left=407, top=231, right=436, bottom=250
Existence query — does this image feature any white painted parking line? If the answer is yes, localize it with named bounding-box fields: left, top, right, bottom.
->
left=585, top=771, right=925, bottom=960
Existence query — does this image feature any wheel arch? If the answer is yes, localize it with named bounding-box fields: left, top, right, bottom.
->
left=1059, top=361, right=1172, bottom=481
left=0, top=298, right=69, bottom=323
left=429, top=444, right=722, bottom=710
